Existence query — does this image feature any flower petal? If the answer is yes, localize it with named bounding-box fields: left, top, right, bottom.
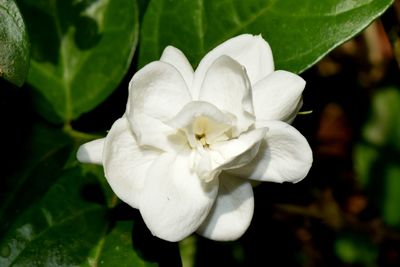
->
left=77, top=138, right=104, bottom=165
left=126, top=61, right=192, bottom=151
left=160, top=46, right=194, bottom=89
left=130, top=113, right=187, bottom=152
left=212, top=128, right=267, bottom=170
left=193, top=34, right=274, bottom=98
left=199, top=55, right=255, bottom=136
left=253, top=70, right=306, bottom=123
left=230, top=120, right=312, bottom=183
left=197, top=174, right=254, bottom=241
left=103, top=117, right=160, bottom=208
left=140, top=153, right=218, bottom=242
left=195, top=127, right=267, bottom=182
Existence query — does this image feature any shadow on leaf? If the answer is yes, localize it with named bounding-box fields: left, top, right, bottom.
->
left=109, top=203, right=182, bottom=267
left=17, top=0, right=102, bottom=64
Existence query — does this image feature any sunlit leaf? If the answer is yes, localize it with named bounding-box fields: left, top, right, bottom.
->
left=0, top=0, right=30, bottom=86
left=17, top=0, right=139, bottom=123
left=139, top=0, right=394, bottom=73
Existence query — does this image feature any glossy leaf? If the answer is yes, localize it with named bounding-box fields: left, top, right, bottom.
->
left=0, top=166, right=108, bottom=266
left=17, top=0, right=139, bottom=123
left=84, top=221, right=158, bottom=267
left=0, top=122, right=105, bottom=265
left=0, top=0, right=30, bottom=86
left=139, top=0, right=394, bottom=73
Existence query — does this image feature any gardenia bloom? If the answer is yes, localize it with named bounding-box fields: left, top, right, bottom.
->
left=77, top=34, right=312, bottom=242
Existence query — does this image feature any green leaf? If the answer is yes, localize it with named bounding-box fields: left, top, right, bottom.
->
left=17, top=0, right=139, bottom=123
left=0, top=166, right=108, bottom=266
left=0, top=123, right=102, bottom=266
left=0, top=122, right=166, bottom=266
left=0, top=0, right=30, bottom=86
left=83, top=221, right=158, bottom=267
left=139, top=0, right=394, bottom=73
left=0, top=124, right=72, bottom=235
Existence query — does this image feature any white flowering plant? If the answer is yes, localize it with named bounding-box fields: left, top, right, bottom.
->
left=78, top=34, right=312, bottom=242
left=0, top=0, right=395, bottom=266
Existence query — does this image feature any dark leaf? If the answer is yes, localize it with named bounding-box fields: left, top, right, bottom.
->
left=0, top=166, right=108, bottom=266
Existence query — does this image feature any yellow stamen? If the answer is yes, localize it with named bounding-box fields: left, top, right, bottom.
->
left=195, top=133, right=209, bottom=148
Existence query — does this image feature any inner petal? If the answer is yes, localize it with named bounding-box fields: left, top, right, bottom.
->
left=193, top=116, right=231, bottom=148
left=167, top=101, right=234, bottom=149
left=198, top=55, right=256, bottom=137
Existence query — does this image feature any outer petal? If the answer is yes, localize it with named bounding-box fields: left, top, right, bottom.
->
left=230, top=120, right=312, bottom=183
left=160, top=46, right=194, bottom=90
left=127, top=61, right=192, bottom=151
left=199, top=55, right=255, bottom=136
left=192, top=34, right=274, bottom=98
left=77, top=138, right=105, bottom=165
left=140, top=153, right=218, bottom=242
left=197, top=174, right=254, bottom=241
left=253, top=70, right=306, bottom=123
left=103, top=118, right=160, bottom=208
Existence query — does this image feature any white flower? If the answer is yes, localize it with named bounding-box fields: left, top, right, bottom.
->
left=77, top=34, right=313, bottom=242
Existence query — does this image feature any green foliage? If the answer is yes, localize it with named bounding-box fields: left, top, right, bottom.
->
left=335, top=234, right=378, bottom=266
left=0, top=166, right=108, bottom=266
left=0, top=124, right=106, bottom=266
left=16, top=0, right=139, bottom=123
left=383, top=164, right=400, bottom=226
left=363, top=87, right=400, bottom=150
left=83, top=221, right=158, bottom=267
left=138, top=0, right=394, bottom=72
left=0, top=0, right=30, bottom=86
left=0, top=124, right=161, bottom=266
left=0, top=124, right=72, bottom=236
left=354, top=87, right=400, bottom=227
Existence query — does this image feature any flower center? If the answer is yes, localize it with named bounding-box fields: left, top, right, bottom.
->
left=195, top=133, right=210, bottom=148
